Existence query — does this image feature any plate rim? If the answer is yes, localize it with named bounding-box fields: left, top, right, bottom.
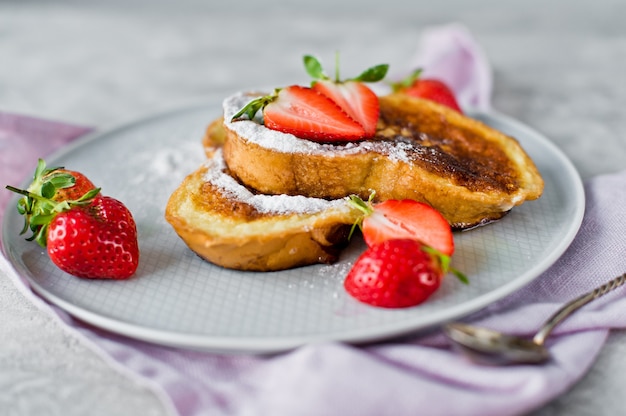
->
left=1, top=104, right=586, bottom=353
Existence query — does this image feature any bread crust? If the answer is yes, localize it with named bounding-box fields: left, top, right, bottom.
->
left=219, top=92, right=544, bottom=229
left=165, top=151, right=358, bottom=271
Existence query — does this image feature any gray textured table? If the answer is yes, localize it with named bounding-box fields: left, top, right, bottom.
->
left=2, top=1, right=626, bottom=415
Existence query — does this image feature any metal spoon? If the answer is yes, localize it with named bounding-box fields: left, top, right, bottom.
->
left=443, top=273, right=626, bottom=365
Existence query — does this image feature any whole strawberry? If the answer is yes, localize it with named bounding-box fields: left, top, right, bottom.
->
left=344, top=239, right=445, bottom=308
left=6, top=159, right=139, bottom=280
left=392, top=69, right=463, bottom=113
left=47, top=196, right=139, bottom=279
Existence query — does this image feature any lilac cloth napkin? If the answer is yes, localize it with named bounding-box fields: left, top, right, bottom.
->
left=3, top=25, right=626, bottom=416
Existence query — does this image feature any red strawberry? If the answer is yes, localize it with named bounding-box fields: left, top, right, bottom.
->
left=349, top=195, right=454, bottom=256
left=49, top=169, right=98, bottom=202
left=47, top=196, right=139, bottom=279
left=6, top=159, right=139, bottom=279
left=344, top=239, right=444, bottom=308
left=392, top=69, right=463, bottom=113
left=23, top=159, right=99, bottom=203
left=312, top=80, right=379, bottom=137
left=232, top=85, right=365, bottom=142
left=304, top=54, right=389, bottom=137
left=264, top=86, right=366, bottom=142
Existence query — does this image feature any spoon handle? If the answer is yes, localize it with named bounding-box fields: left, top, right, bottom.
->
left=532, top=273, right=626, bottom=345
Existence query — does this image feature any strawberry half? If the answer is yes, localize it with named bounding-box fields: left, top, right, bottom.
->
left=312, top=80, right=379, bottom=137
left=232, top=86, right=365, bottom=142
left=349, top=194, right=455, bottom=256
left=304, top=54, right=389, bottom=137
left=344, top=239, right=444, bottom=308
left=392, top=69, right=463, bottom=113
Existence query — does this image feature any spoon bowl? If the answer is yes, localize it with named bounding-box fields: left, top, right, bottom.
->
left=444, top=322, right=550, bottom=365
left=444, top=273, right=626, bottom=365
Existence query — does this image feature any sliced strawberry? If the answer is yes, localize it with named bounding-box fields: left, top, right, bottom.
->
left=312, top=80, right=379, bottom=137
left=231, top=86, right=365, bottom=142
left=263, top=86, right=365, bottom=142
left=230, top=55, right=388, bottom=142
left=344, top=239, right=443, bottom=308
left=304, top=54, right=389, bottom=138
left=392, top=69, right=463, bottom=113
left=350, top=195, right=454, bottom=256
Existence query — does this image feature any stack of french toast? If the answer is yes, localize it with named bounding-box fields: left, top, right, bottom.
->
left=165, top=61, right=544, bottom=272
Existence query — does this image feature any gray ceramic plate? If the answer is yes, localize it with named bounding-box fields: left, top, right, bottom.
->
left=2, top=104, right=585, bottom=353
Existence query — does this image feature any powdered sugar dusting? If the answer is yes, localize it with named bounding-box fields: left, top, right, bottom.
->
left=223, top=92, right=324, bottom=154
left=203, top=149, right=349, bottom=215
left=222, top=91, right=418, bottom=163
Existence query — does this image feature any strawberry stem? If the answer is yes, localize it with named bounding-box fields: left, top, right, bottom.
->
left=303, top=54, right=389, bottom=84
left=348, top=194, right=374, bottom=216
left=391, top=68, right=424, bottom=91
left=5, top=183, right=101, bottom=247
left=347, top=192, right=377, bottom=240
left=230, top=90, right=280, bottom=121
left=423, top=245, right=469, bottom=284
left=5, top=185, right=35, bottom=198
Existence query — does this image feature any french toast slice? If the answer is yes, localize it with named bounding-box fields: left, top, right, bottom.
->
left=165, top=147, right=359, bottom=272
left=219, top=91, right=544, bottom=229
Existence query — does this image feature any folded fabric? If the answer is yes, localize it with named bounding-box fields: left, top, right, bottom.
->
left=66, top=168, right=626, bottom=416
left=2, top=24, right=626, bottom=416
left=406, top=23, right=493, bottom=111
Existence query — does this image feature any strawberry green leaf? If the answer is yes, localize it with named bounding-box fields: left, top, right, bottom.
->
left=74, top=188, right=101, bottom=204
left=30, top=224, right=49, bottom=247
left=391, top=68, right=424, bottom=91
left=30, top=213, right=56, bottom=226
left=423, top=245, right=469, bottom=284
left=33, top=158, right=47, bottom=181
left=303, top=55, right=328, bottom=81
left=47, top=172, right=76, bottom=189
left=5, top=178, right=100, bottom=247
left=16, top=198, right=27, bottom=215
left=348, top=193, right=375, bottom=216
left=353, top=64, right=389, bottom=83
left=41, top=181, right=56, bottom=198
left=451, top=268, right=469, bottom=285
left=304, top=53, right=389, bottom=84
left=231, top=90, right=279, bottom=121
left=347, top=193, right=377, bottom=240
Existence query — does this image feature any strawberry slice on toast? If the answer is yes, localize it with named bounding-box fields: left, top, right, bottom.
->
left=231, top=85, right=365, bottom=142
left=304, top=54, right=388, bottom=137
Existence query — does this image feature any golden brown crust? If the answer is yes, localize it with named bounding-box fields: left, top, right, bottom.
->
left=203, top=118, right=227, bottom=151
left=165, top=160, right=359, bottom=272
left=220, top=93, right=544, bottom=229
